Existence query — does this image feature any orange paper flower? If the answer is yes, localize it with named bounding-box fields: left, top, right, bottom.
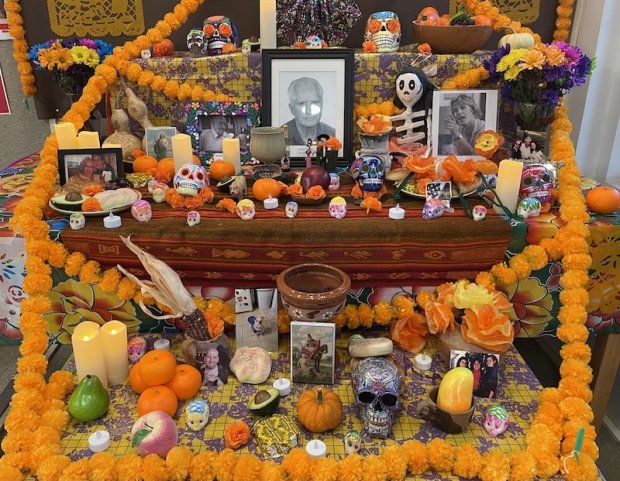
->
left=306, top=185, right=326, bottom=201
left=216, top=198, right=237, bottom=214
left=289, top=183, right=303, bottom=196
left=360, top=197, right=382, bottom=214
left=425, top=301, right=455, bottom=334
left=389, top=313, right=428, bottom=353
left=224, top=420, right=251, bottom=449
left=461, top=304, right=514, bottom=352
left=363, top=40, right=377, bottom=53
left=417, top=43, right=432, bottom=55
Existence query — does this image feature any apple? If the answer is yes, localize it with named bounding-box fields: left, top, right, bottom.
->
left=131, top=410, right=178, bottom=457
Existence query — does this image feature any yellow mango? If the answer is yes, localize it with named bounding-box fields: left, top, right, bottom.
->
left=436, top=367, right=474, bottom=414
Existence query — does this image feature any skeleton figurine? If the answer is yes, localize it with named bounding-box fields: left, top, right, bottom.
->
left=344, top=431, right=362, bottom=454
left=187, top=29, right=206, bottom=56
left=285, top=201, right=298, bottom=219
left=390, top=66, right=434, bottom=146
left=352, top=357, right=402, bottom=438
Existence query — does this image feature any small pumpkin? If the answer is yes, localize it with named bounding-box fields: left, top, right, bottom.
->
left=297, top=387, right=342, bottom=433
left=252, top=178, right=281, bottom=201
left=209, top=160, right=236, bottom=181
left=498, top=28, right=534, bottom=49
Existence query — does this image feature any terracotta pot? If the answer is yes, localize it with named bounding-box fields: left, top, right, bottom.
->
left=277, top=263, right=351, bottom=322
left=416, top=386, right=475, bottom=434
left=436, top=328, right=508, bottom=364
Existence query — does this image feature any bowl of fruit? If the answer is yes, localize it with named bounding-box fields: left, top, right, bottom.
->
left=412, top=7, right=493, bottom=54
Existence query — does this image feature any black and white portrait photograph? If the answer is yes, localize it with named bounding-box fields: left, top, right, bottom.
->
left=291, top=321, right=336, bottom=385
left=58, top=148, right=123, bottom=186
left=198, top=115, right=250, bottom=154
left=425, top=180, right=452, bottom=206
left=450, top=349, right=501, bottom=399
left=432, top=90, right=498, bottom=156
left=145, top=127, right=177, bottom=161
left=235, top=288, right=279, bottom=352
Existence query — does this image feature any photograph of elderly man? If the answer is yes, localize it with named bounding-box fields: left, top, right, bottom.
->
left=284, top=77, right=335, bottom=145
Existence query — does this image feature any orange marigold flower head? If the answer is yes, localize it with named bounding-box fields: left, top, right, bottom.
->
left=189, top=451, right=217, bottom=481
left=508, top=450, right=536, bottom=481
left=479, top=451, right=510, bottom=481
left=338, top=454, right=363, bottom=481
left=559, top=341, right=591, bottom=363
left=381, top=445, right=408, bottom=481
left=559, top=358, right=593, bottom=384
left=142, top=454, right=168, bottom=481
left=558, top=376, right=592, bottom=402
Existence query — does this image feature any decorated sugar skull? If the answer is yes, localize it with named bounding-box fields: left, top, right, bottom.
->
left=352, top=357, right=402, bottom=438
left=151, top=182, right=169, bottom=203
left=328, top=172, right=340, bottom=191
left=519, top=163, right=554, bottom=204
left=357, top=156, right=384, bottom=192
left=186, top=400, right=210, bottom=431
left=516, top=197, right=541, bottom=219
left=236, top=199, right=256, bottom=221
left=329, top=196, right=347, bottom=219
left=187, top=210, right=201, bottom=227
left=203, top=16, right=239, bottom=56
left=472, top=204, right=487, bottom=221
left=174, top=163, right=208, bottom=197
left=131, top=199, right=152, bottom=222
left=422, top=198, right=445, bottom=219
left=140, top=49, right=152, bottom=59
left=364, top=11, right=401, bottom=53
left=187, top=29, right=205, bottom=55
left=305, top=35, right=323, bottom=49
left=285, top=201, right=298, bottom=219
left=127, top=336, right=147, bottom=363
left=344, top=430, right=362, bottom=455
left=483, top=404, right=510, bottom=437
left=69, top=213, right=85, bottom=230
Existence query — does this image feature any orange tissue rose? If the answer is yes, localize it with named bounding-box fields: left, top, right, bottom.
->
left=306, top=185, right=326, bottom=201
left=225, top=420, right=251, bottom=449
left=289, top=183, right=303, bottom=196
left=389, top=312, right=428, bottom=353
left=360, top=197, right=382, bottom=214
left=461, top=304, right=514, bottom=352
left=216, top=198, right=237, bottom=214
left=425, top=301, right=455, bottom=334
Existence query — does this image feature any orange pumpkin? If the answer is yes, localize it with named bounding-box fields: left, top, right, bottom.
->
left=252, top=178, right=281, bottom=201
left=209, top=160, right=236, bottom=181
left=155, top=158, right=176, bottom=183
left=134, top=154, right=159, bottom=174
left=297, top=387, right=342, bottom=432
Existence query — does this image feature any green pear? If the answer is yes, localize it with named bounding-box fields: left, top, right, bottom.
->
left=68, top=374, right=110, bottom=422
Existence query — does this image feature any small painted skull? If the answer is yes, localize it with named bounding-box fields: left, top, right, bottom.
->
left=174, top=163, right=208, bottom=197
left=131, top=199, right=152, bottom=222
left=519, top=163, right=554, bottom=204
left=203, top=16, right=239, bottom=56
left=328, top=172, right=340, bottom=191
left=364, top=11, right=401, bottom=53
left=187, top=29, right=205, bottom=55
left=69, top=213, right=85, bottom=230
left=329, top=196, right=347, bottom=219
left=186, top=400, right=210, bottom=431
left=422, top=199, right=445, bottom=219
left=151, top=182, right=169, bottom=203
left=285, top=201, right=298, bottom=219
left=236, top=199, right=255, bottom=221
left=483, top=404, right=510, bottom=437
left=472, top=204, right=487, bottom=221
left=344, top=430, right=362, bottom=455
left=127, top=336, right=147, bottom=363
left=516, top=197, right=542, bottom=219
left=140, top=49, right=152, bottom=59
left=357, top=156, right=384, bottom=192
left=187, top=210, right=201, bottom=227
left=305, top=35, right=323, bottom=49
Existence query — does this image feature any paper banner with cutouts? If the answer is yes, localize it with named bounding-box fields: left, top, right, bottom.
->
left=449, top=0, right=540, bottom=24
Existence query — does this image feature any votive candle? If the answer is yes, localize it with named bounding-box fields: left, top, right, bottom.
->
left=260, top=0, right=277, bottom=49
left=100, top=320, right=128, bottom=384
left=54, top=122, right=78, bottom=149
left=388, top=204, right=405, bottom=220
left=171, top=133, right=194, bottom=172
left=72, top=321, right=108, bottom=388
left=494, top=159, right=524, bottom=215
left=77, top=131, right=101, bottom=149
left=306, top=440, right=327, bottom=458
left=222, top=137, right=241, bottom=173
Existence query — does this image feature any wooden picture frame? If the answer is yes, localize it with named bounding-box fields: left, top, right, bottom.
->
left=57, top=148, right=123, bottom=186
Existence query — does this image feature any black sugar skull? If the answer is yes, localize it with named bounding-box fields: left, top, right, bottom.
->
left=202, top=16, right=239, bottom=56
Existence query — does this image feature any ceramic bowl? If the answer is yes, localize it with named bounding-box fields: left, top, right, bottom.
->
left=411, top=23, right=493, bottom=54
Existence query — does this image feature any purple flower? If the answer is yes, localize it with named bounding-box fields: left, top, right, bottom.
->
left=542, top=89, right=561, bottom=106
left=554, top=41, right=583, bottom=67
left=484, top=44, right=511, bottom=83
left=79, top=38, right=97, bottom=49
left=571, top=56, right=591, bottom=86
left=543, top=65, right=566, bottom=82
left=60, top=37, right=79, bottom=49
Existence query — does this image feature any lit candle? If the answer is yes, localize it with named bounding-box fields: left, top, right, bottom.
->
left=54, top=122, right=78, bottom=150
left=388, top=203, right=405, bottom=220
left=171, top=133, right=194, bottom=172
left=306, top=440, right=327, bottom=458
left=77, top=131, right=101, bottom=149
left=222, top=137, right=241, bottom=173
left=259, top=0, right=277, bottom=49
left=273, top=378, right=291, bottom=396
left=102, top=143, right=121, bottom=149
left=72, top=321, right=108, bottom=388
left=494, top=160, right=524, bottom=215
left=100, top=320, right=128, bottom=384
left=263, top=195, right=278, bottom=210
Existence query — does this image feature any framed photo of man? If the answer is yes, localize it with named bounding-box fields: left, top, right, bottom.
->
left=262, top=49, right=354, bottom=167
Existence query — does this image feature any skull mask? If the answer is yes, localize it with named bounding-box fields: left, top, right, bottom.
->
left=365, top=11, right=401, bottom=53
left=519, top=164, right=554, bottom=203
left=69, top=213, right=85, bottom=230
left=352, top=357, right=402, bottom=438
left=187, top=29, right=205, bottom=55
left=329, top=196, right=347, bottom=219
left=203, top=16, right=239, bottom=56
left=187, top=211, right=201, bottom=227
left=357, top=156, right=384, bottom=192
left=174, top=163, right=208, bottom=197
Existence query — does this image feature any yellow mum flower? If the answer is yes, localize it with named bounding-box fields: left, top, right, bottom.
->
left=83, top=49, right=100, bottom=68
left=70, top=46, right=91, bottom=65
left=496, top=48, right=528, bottom=73
left=520, top=49, right=545, bottom=70
left=504, top=65, right=521, bottom=81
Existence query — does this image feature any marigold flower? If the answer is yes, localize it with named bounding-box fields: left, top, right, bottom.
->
left=39, top=408, right=69, bottom=432
left=358, top=303, right=373, bottom=328
left=558, top=376, right=592, bottom=402
left=559, top=358, right=593, bottom=384
left=360, top=196, right=382, bottom=214
left=372, top=301, right=394, bottom=326
left=281, top=448, right=311, bottom=481
left=559, top=341, right=591, bottom=362
left=557, top=323, right=589, bottom=344
left=188, top=451, right=216, bottom=481
left=232, top=454, right=262, bottom=481
left=36, top=455, right=72, bottom=481
left=559, top=396, right=594, bottom=423
left=343, top=304, right=360, bottom=329
left=165, top=446, right=192, bottom=481
left=479, top=451, right=510, bottom=481
left=142, top=454, right=168, bottom=481
left=115, top=454, right=143, bottom=481
left=402, top=440, right=429, bottom=475
left=381, top=445, right=407, bottom=481
left=490, top=263, right=517, bottom=285
left=338, top=454, right=363, bottom=481
left=216, top=198, right=237, bottom=213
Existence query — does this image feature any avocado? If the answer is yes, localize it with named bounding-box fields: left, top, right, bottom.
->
left=249, top=388, right=280, bottom=416
left=51, top=192, right=91, bottom=211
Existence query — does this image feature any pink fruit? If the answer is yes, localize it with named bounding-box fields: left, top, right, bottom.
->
left=300, top=166, right=330, bottom=192
left=130, top=410, right=178, bottom=457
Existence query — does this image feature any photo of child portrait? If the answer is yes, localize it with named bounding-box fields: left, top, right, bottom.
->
left=450, top=349, right=501, bottom=399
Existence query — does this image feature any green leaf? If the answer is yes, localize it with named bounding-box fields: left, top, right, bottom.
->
left=131, top=428, right=152, bottom=447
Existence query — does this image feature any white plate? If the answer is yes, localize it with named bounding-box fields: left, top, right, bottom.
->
left=49, top=191, right=142, bottom=216
left=396, top=177, right=481, bottom=199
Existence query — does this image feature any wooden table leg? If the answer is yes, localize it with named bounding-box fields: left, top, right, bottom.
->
left=590, top=333, right=620, bottom=433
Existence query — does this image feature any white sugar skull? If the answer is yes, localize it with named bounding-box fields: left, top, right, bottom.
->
left=305, top=35, right=323, bottom=49
left=186, top=400, right=210, bottom=431
left=236, top=199, right=255, bottom=221
left=422, top=199, right=445, bottom=219
left=187, top=210, right=201, bottom=227
left=203, top=16, right=239, bottom=56
left=174, top=163, right=208, bottom=197
left=472, top=204, right=487, bottom=221
left=187, top=29, right=205, bottom=55
left=131, top=200, right=152, bottom=222
left=328, top=173, right=340, bottom=191
left=285, top=201, right=298, bottom=219
left=519, top=164, right=554, bottom=204
left=364, top=11, right=401, bottom=53
left=127, top=337, right=147, bottom=363
left=329, top=196, right=347, bottom=219
left=151, top=182, right=169, bottom=203
left=140, top=49, right=152, bottom=59
left=357, top=156, right=384, bottom=192
left=516, top=197, right=541, bottom=219
left=352, top=357, right=402, bottom=438
left=344, top=430, right=362, bottom=455
left=69, top=213, right=85, bottom=230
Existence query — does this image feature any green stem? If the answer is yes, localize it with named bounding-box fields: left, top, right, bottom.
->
left=479, top=175, right=515, bottom=220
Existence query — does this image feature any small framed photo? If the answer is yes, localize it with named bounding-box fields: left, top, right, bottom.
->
left=425, top=180, right=452, bottom=207
left=58, top=148, right=123, bottom=186
left=290, top=321, right=336, bottom=384
left=262, top=49, right=354, bottom=166
left=432, top=90, right=499, bottom=156
left=510, top=132, right=546, bottom=164
left=196, top=342, right=230, bottom=386
left=235, top=288, right=279, bottom=352
left=450, top=349, right=501, bottom=399
left=184, top=101, right=261, bottom=165
left=145, top=127, right=177, bottom=160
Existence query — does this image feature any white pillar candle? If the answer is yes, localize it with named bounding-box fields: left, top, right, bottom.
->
left=171, top=133, right=194, bottom=172
left=72, top=321, right=108, bottom=388
left=494, top=160, right=524, bottom=215
left=259, top=0, right=277, bottom=49
left=306, top=440, right=327, bottom=458
left=100, top=320, right=128, bottom=384
left=54, top=122, right=78, bottom=150
left=222, top=137, right=241, bottom=173
left=77, top=131, right=101, bottom=149
left=388, top=204, right=405, bottom=220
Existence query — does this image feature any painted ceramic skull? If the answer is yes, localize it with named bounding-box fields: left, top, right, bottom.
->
left=364, top=11, right=401, bottom=53
left=127, top=336, right=147, bottom=363
left=422, top=199, right=445, bottom=219
left=285, top=201, right=298, bottom=219
left=357, top=156, right=384, bottom=192
left=395, top=71, right=424, bottom=109
left=344, top=430, right=362, bottom=455
left=174, top=163, right=208, bottom=197
left=352, top=357, right=402, bottom=438
left=517, top=197, right=542, bottom=219
left=472, top=204, right=487, bottom=221
left=131, top=199, right=152, bottom=222
left=186, top=400, right=210, bottom=431
left=187, top=211, right=201, bottom=227
left=151, top=182, right=169, bottom=203
left=187, top=29, right=205, bottom=54
left=483, top=404, right=510, bottom=437
left=519, top=164, right=553, bottom=203
left=329, top=196, right=347, bottom=219
left=203, top=16, right=239, bottom=56
left=69, top=213, right=85, bottom=230
left=236, top=199, right=256, bottom=221
left=305, top=35, right=323, bottom=49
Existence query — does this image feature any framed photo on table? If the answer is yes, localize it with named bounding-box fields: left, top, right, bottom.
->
left=58, top=148, right=123, bottom=186
left=290, top=321, right=336, bottom=385
left=261, top=49, right=354, bottom=167
left=145, top=127, right=177, bottom=161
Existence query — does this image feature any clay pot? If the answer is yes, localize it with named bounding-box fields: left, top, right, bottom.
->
left=416, top=386, right=475, bottom=434
left=276, top=263, right=351, bottom=322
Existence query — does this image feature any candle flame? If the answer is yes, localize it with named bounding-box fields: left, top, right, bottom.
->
left=111, top=329, right=117, bottom=335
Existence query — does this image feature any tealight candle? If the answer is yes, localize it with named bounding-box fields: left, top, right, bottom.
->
left=415, top=353, right=432, bottom=371
left=103, top=213, right=121, bottom=228
left=263, top=195, right=278, bottom=210
left=154, top=338, right=170, bottom=351
left=273, top=378, right=291, bottom=396
left=100, top=320, right=128, bottom=384
left=306, top=440, right=327, bottom=458
left=72, top=321, right=108, bottom=388
left=88, top=430, right=111, bottom=452
left=389, top=204, right=405, bottom=220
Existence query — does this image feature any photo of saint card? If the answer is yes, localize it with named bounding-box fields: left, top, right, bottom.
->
left=290, top=322, right=336, bottom=384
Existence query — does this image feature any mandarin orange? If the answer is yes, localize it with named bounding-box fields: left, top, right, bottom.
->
left=138, top=350, right=177, bottom=387
left=166, top=364, right=202, bottom=400
left=137, top=385, right=178, bottom=417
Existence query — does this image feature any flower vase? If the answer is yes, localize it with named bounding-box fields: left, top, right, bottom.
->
left=513, top=102, right=556, bottom=132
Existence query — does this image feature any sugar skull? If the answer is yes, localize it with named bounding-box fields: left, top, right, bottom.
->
left=344, top=430, right=362, bottom=455
left=328, top=173, right=340, bottom=191
left=329, top=196, right=347, bottom=219
left=357, top=156, right=384, bottom=192
left=516, top=197, right=542, bottom=219
left=285, top=201, right=298, bottom=219
left=203, top=16, right=239, bottom=56
left=472, top=204, right=487, bottom=221
left=352, top=357, right=402, bottom=438
left=364, top=11, right=401, bottom=53
left=140, top=49, right=152, bottom=59
left=187, top=29, right=205, bottom=55
left=236, top=199, right=256, bottom=221
left=186, top=400, right=210, bottom=431
left=131, top=199, right=152, bottom=222
left=174, top=163, right=208, bottom=197
left=127, top=336, right=147, bottom=363
left=519, top=163, right=554, bottom=204
left=305, top=35, right=323, bottom=49
left=69, top=213, right=85, bottom=230
left=151, top=182, right=169, bottom=204
left=483, top=404, right=509, bottom=437
left=422, top=199, right=445, bottom=219
left=187, top=211, right=201, bottom=227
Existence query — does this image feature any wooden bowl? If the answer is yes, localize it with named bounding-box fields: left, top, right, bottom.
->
left=411, top=23, right=493, bottom=54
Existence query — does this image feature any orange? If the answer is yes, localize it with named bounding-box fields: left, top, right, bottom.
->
left=134, top=154, right=158, bottom=174
left=155, top=156, right=201, bottom=183
left=129, top=363, right=148, bottom=393
left=252, top=178, right=281, bottom=201
left=209, top=160, right=236, bottom=182
left=586, top=185, right=620, bottom=215
left=138, top=350, right=177, bottom=387
left=166, top=364, right=202, bottom=400
left=137, top=385, right=178, bottom=417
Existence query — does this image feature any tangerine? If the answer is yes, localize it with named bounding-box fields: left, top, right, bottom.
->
left=129, top=363, right=148, bottom=393
left=586, top=185, right=620, bottom=215
left=166, top=364, right=202, bottom=400
left=138, top=350, right=177, bottom=387
left=209, top=160, right=236, bottom=182
left=137, top=385, right=178, bottom=417
left=134, top=155, right=159, bottom=174
left=252, top=178, right=281, bottom=201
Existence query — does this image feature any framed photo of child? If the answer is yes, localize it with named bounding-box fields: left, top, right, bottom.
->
left=450, top=349, right=501, bottom=399
left=290, top=321, right=336, bottom=384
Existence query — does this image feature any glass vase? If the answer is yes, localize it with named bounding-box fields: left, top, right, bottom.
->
left=513, top=102, right=556, bottom=132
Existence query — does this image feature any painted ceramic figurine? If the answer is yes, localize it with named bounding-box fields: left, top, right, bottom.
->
left=517, top=197, right=542, bottom=219
left=364, top=11, right=401, bottom=53
left=422, top=199, right=445, bottom=219
left=356, top=156, right=385, bottom=192
left=483, top=404, right=510, bottom=437
left=186, top=400, right=210, bottom=431
left=202, top=16, right=239, bottom=56
left=127, top=337, right=147, bottom=363
left=187, top=211, right=201, bottom=227
left=390, top=66, right=434, bottom=145
left=285, top=201, right=298, bottom=219
left=329, top=196, right=347, bottom=219
left=174, top=164, right=208, bottom=197
left=69, top=213, right=85, bottom=230
left=131, top=199, right=152, bottom=222
left=187, top=29, right=205, bottom=56
left=236, top=199, right=256, bottom=221
left=151, top=182, right=169, bottom=204
left=328, top=172, right=340, bottom=191
left=344, top=430, right=362, bottom=454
